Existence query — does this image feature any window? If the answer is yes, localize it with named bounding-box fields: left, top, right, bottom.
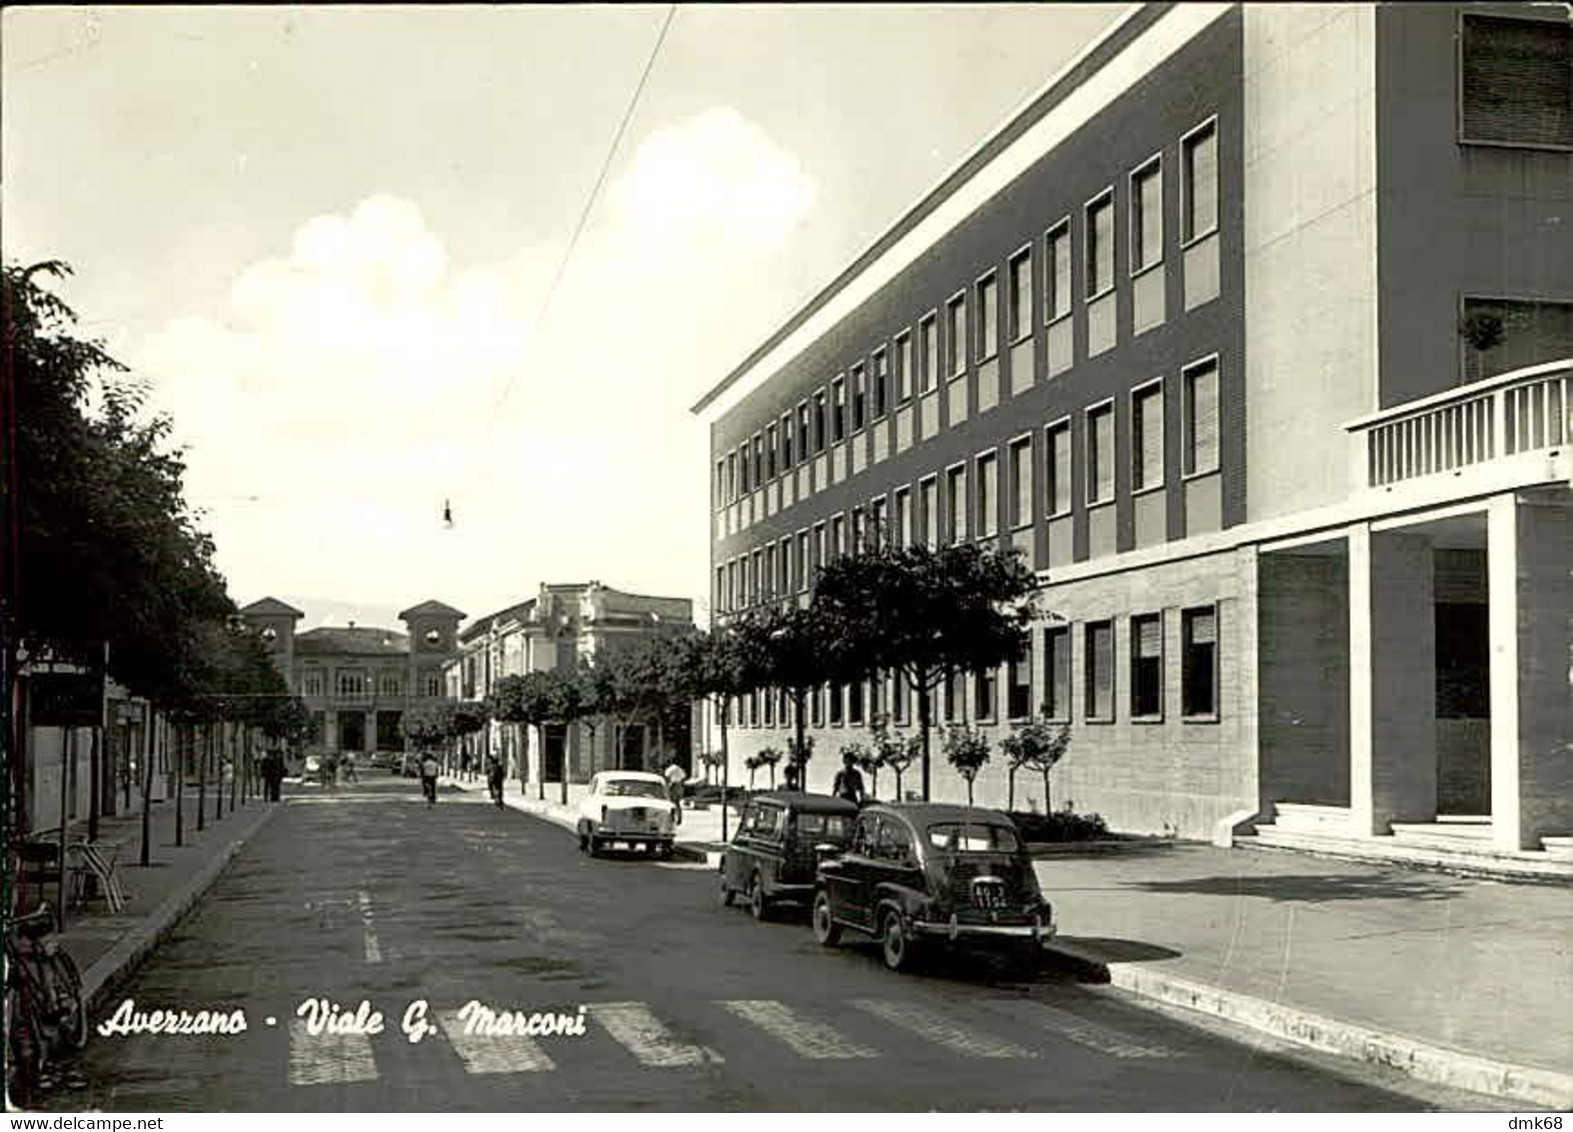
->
left=1085, top=620, right=1114, bottom=721
left=1182, top=121, right=1218, bottom=242
left=813, top=391, right=827, bottom=453
left=830, top=514, right=845, bottom=560
left=1009, top=436, right=1032, bottom=528
left=715, top=565, right=725, bottom=611
left=726, top=452, right=737, bottom=502
left=763, top=686, right=776, bottom=726
left=895, top=332, right=913, bottom=403
left=870, top=496, right=888, bottom=550
left=1131, top=613, right=1163, bottom=718
left=798, top=402, right=811, bottom=459
left=831, top=377, right=846, bottom=443
left=919, top=477, right=938, bottom=549
left=727, top=561, right=738, bottom=611
left=946, top=293, right=967, bottom=377
left=977, top=273, right=999, bottom=359
left=975, top=665, right=997, bottom=722
left=872, top=350, right=889, bottom=418
left=848, top=680, right=864, bottom=725
left=337, top=670, right=369, bottom=698
left=754, top=433, right=765, bottom=486
left=1047, top=420, right=1072, bottom=516
left=1131, top=158, right=1163, bottom=271
left=749, top=691, right=759, bottom=727
left=1046, top=221, right=1072, bottom=321
left=424, top=675, right=442, bottom=698
left=762, top=542, right=775, bottom=598
left=751, top=551, right=762, bottom=605
left=868, top=673, right=883, bottom=723
left=738, top=443, right=750, bottom=494
left=976, top=452, right=998, bottom=539
left=1044, top=626, right=1071, bottom=720
left=302, top=671, right=325, bottom=697
left=894, top=487, right=911, bottom=548
left=850, top=507, right=865, bottom=555
left=829, top=683, right=844, bottom=725
left=812, top=523, right=826, bottom=574
left=944, top=667, right=965, bottom=723
left=1087, top=403, right=1115, bottom=504
left=1182, top=606, right=1219, bottom=718
left=766, top=424, right=778, bottom=480
left=715, top=459, right=725, bottom=508
left=1461, top=298, right=1573, bottom=381
left=1008, top=249, right=1033, bottom=342
left=1007, top=638, right=1032, bottom=720
left=1461, top=15, right=1571, bottom=149
left=810, top=685, right=824, bottom=728
left=797, top=532, right=810, bottom=592
left=919, top=313, right=938, bottom=392
left=781, top=413, right=793, bottom=471
left=378, top=674, right=402, bottom=697
left=945, top=465, right=968, bottom=545
left=892, top=670, right=907, bottom=724
left=1183, top=359, right=1220, bottom=476
left=851, top=365, right=866, bottom=432
left=1133, top=383, right=1164, bottom=491
left=1086, top=192, right=1115, bottom=297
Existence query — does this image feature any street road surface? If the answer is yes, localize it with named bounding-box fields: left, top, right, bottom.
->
left=37, top=778, right=1494, bottom=1111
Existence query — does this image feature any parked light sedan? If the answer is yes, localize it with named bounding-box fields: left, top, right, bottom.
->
left=812, top=803, right=1055, bottom=973
left=577, top=771, right=677, bottom=858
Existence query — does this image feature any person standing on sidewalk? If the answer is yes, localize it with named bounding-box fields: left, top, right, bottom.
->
left=663, top=758, right=686, bottom=826
left=485, top=754, right=505, bottom=807
left=420, top=752, right=440, bottom=805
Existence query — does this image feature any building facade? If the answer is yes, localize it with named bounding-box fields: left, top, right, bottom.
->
left=240, top=597, right=465, bottom=755
left=693, top=4, right=1571, bottom=852
left=445, top=582, right=695, bottom=782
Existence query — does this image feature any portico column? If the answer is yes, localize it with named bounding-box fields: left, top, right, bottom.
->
left=1490, top=490, right=1573, bottom=850
left=1349, top=523, right=1437, bottom=835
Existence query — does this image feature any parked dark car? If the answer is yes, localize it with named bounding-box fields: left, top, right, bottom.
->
left=720, top=792, right=858, bottom=920
left=812, top=803, right=1055, bottom=972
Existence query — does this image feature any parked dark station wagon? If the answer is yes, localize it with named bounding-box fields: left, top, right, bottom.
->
left=812, top=803, right=1055, bottom=972
left=719, top=792, right=859, bottom=920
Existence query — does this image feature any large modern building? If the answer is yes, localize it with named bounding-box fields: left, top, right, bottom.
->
left=240, top=598, right=465, bottom=755
left=692, top=4, right=1571, bottom=856
left=446, top=582, right=695, bottom=783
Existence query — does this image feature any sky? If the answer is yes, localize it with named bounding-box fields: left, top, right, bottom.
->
left=4, top=4, right=1124, bottom=631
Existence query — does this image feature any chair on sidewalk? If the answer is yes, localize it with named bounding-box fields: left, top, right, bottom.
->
left=18, top=832, right=128, bottom=914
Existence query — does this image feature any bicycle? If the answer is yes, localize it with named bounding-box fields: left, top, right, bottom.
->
left=6, top=904, right=88, bottom=1106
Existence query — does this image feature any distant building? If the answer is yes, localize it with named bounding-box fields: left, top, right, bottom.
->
left=447, top=582, right=694, bottom=783
left=692, top=3, right=1572, bottom=853
left=240, top=598, right=465, bottom=755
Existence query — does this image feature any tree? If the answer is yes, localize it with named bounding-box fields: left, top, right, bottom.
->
left=697, top=747, right=725, bottom=785
left=753, top=604, right=846, bottom=779
left=744, top=752, right=763, bottom=790
left=756, top=746, right=782, bottom=789
left=402, top=703, right=452, bottom=753
left=870, top=717, right=920, bottom=804
left=672, top=623, right=763, bottom=841
left=942, top=724, right=991, bottom=806
left=812, top=541, right=1042, bottom=801
left=1005, top=710, right=1072, bottom=813
left=785, top=735, right=814, bottom=788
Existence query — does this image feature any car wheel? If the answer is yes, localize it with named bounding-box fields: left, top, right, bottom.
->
left=719, top=871, right=736, bottom=907
left=656, top=842, right=673, bottom=860
left=748, top=872, right=770, bottom=921
left=881, top=909, right=916, bottom=973
left=811, top=890, right=841, bottom=947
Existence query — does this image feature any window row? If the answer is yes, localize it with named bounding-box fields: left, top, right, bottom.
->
left=729, top=605, right=1221, bottom=729
left=714, top=118, right=1220, bottom=511
left=298, top=671, right=441, bottom=698
left=714, top=357, right=1220, bottom=613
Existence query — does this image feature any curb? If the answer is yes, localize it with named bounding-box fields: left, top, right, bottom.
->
left=80, top=802, right=281, bottom=1015
left=1044, top=945, right=1573, bottom=1109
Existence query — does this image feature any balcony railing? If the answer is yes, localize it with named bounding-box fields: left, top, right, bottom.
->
left=1347, top=359, right=1570, bottom=489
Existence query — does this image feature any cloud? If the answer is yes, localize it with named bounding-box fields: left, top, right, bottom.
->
left=134, top=108, right=815, bottom=612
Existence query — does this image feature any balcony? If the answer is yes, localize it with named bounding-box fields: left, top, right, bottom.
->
left=1346, top=359, right=1570, bottom=493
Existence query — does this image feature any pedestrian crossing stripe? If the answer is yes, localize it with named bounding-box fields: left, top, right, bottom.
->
left=438, top=1011, right=556, bottom=1074
left=850, top=998, right=1034, bottom=1059
left=285, top=997, right=1181, bottom=1084
left=287, top=1021, right=378, bottom=1086
left=586, top=1002, right=723, bottom=1068
left=721, top=1000, right=879, bottom=1059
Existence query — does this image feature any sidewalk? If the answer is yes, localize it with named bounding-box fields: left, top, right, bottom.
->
left=21, top=785, right=284, bottom=1014
left=1033, top=842, right=1573, bottom=1108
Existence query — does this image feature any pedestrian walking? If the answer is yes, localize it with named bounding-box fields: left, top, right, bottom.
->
left=342, top=751, right=358, bottom=783
left=663, top=758, right=687, bottom=826
left=262, top=751, right=284, bottom=802
left=486, top=754, right=505, bottom=807
left=420, top=752, right=440, bottom=805
left=832, top=750, right=867, bottom=806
